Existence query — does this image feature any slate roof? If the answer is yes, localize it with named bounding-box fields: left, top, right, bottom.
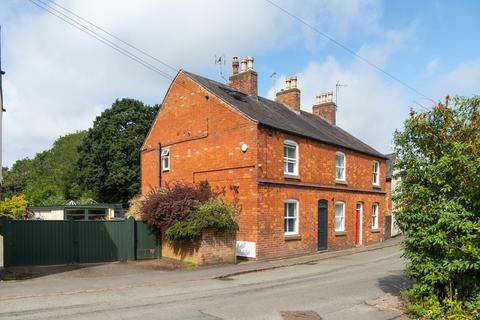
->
left=386, top=153, right=396, bottom=180
left=182, top=70, right=387, bottom=159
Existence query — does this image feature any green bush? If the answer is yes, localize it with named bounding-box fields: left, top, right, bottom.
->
left=0, top=194, right=28, bottom=219
left=394, top=96, right=480, bottom=318
left=166, top=199, right=239, bottom=241
left=407, top=293, right=479, bottom=319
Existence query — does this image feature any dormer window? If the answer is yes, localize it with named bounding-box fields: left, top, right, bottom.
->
left=336, top=152, right=346, bottom=181
left=284, top=140, right=299, bottom=176
left=372, top=160, right=380, bottom=185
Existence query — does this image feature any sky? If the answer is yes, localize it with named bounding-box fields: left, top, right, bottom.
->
left=0, top=0, right=479, bottom=167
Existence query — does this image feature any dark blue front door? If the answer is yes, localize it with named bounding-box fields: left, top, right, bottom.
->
left=318, top=200, right=328, bottom=250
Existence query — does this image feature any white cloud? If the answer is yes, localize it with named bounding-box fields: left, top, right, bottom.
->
left=356, top=21, right=417, bottom=69
left=431, top=60, right=480, bottom=98
left=268, top=24, right=418, bottom=154
left=1, top=0, right=384, bottom=166
left=426, top=58, right=439, bottom=75
left=287, top=57, right=408, bottom=154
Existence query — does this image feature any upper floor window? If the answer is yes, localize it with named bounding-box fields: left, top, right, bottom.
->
left=336, top=152, right=346, bottom=181
left=372, top=203, right=379, bottom=229
left=161, top=147, right=170, bottom=171
left=284, top=140, right=299, bottom=175
left=284, top=199, right=299, bottom=235
left=372, top=160, right=380, bottom=185
left=335, top=201, right=345, bottom=231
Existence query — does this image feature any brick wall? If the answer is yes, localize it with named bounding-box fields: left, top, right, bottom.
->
left=257, top=127, right=387, bottom=190
left=255, top=127, right=386, bottom=259
left=257, top=184, right=384, bottom=259
left=141, top=72, right=260, bottom=244
left=141, top=71, right=387, bottom=260
left=161, top=228, right=236, bottom=265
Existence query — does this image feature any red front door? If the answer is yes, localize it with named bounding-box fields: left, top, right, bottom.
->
left=355, top=209, right=361, bottom=245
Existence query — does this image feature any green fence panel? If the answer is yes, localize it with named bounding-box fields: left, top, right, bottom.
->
left=3, top=219, right=161, bottom=266
left=5, top=220, right=74, bottom=266
left=76, top=220, right=129, bottom=263
left=135, top=221, right=161, bottom=260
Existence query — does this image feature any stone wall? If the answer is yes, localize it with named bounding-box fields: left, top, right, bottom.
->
left=161, top=228, right=236, bottom=265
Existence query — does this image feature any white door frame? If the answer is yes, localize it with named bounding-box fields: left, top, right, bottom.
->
left=356, top=202, right=363, bottom=245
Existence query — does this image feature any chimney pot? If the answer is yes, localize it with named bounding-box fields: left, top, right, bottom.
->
left=247, top=56, right=254, bottom=71
left=290, top=76, right=297, bottom=89
left=285, top=77, right=291, bottom=90
left=232, top=57, right=239, bottom=75
left=240, top=58, right=247, bottom=73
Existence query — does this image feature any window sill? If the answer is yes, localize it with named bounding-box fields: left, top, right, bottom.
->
left=372, top=185, right=381, bottom=189
left=162, top=169, right=170, bottom=172
left=335, top=231, right=347, bottom=236
left=284, top=234, right=301, bottom=241
left=335, top=180, right=347, bottom=185
left=371, top=229, right=381, bottom=233
left=284, top=174, right=301, bottom=180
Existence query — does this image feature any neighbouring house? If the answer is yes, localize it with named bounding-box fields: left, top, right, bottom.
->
left=28, top=203, right=124, bottom=220
left=385, top=153, right=401, bottom=238
left=141, top=56, right=388, bottom=260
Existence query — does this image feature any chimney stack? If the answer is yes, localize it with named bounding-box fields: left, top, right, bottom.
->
left=276, top=76, right=301, bottom=112
left=312, top=91, right=336, bottom=125
left=229, top=56, right=258, bottom=96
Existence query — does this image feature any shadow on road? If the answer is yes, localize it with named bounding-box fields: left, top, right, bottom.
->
left=377, top=270, right=414, bottom=296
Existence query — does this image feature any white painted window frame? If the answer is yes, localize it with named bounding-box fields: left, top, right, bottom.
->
left=373, top=160, right=380, bottom=185
left=284, top=199, right=299, bottom=235
left=336, top=152, right=346, bottom=181
left=335, top=201, right=345, bottom=232
left=284, top=140, right=299, bottom=176
left=161, top=147, right=170, bottom=171
left=372, top=203, right=379, bottom=229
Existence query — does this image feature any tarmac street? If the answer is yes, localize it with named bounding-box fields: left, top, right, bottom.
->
left=0, top=240, right=409, bottom=320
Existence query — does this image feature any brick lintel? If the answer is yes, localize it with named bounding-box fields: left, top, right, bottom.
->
left=257, top=178, right=386, bottom=195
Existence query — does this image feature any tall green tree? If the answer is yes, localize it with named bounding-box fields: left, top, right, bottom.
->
left=2, top=158, right=33, bottom=199
left=394, top=96, right=480, bottom=317
left=77, top=98, right=158, bottom=204
left=25, top=131, right=88, bottom=205
left=2, top=131, right=88, bottom=205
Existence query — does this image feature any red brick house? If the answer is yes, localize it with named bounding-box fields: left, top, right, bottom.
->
left=141, top=56, right=388, bottom=260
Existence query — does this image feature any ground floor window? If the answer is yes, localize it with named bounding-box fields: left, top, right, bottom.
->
left=372, top=203, right=379, bottom=229
left=335, top=201, right=345, bottom=231
left=284, top=199, right=299, bottom=235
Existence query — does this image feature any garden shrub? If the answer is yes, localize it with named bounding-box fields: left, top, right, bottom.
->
left=125, top=194, right=145, bottom=220
left=166, top=199, right=239, bottom=241
left=394, top=96, right=480, bottom=318
left=141, top=181, right=218, bottom=229
left=0, top=194, right=27, bottom=219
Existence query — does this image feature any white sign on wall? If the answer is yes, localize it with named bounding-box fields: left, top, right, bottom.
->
left=236, top=241, right=256, bottom=258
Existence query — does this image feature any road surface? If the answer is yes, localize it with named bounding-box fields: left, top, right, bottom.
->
left=0, top=243, right=409, bottom=319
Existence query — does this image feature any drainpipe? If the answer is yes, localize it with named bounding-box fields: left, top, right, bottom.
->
left=157, top=143, right=162, bottom=190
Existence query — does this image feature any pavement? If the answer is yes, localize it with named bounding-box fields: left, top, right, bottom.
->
left=0, top=236, right=409, bottom=319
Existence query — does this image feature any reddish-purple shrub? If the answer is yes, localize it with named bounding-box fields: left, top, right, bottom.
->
left=141, top=181, right=218, bottom=230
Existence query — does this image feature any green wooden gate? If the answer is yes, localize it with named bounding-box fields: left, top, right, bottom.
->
left=0, top=217, right=160, bottom=267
